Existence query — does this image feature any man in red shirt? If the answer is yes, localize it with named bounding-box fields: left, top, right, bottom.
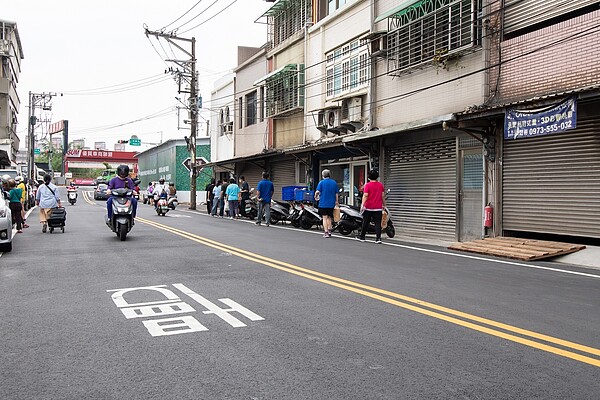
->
left=357, top=169, right=385, bottom=243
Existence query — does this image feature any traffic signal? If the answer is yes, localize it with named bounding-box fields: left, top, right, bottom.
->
left=117, top=140, right=129, bottom=144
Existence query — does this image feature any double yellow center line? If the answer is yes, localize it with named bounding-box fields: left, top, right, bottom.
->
left=138, top=217, right=600, bottom=368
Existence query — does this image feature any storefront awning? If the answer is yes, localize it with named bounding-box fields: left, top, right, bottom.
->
left=202, top=149, right=283, bottom=169
left=258, top=0, right=295, bottom=19
left=342, top=113, right=455, bottom=143
left=374, top=0, right=423, bottom=23
left=253, top=64, right=297, bottom=86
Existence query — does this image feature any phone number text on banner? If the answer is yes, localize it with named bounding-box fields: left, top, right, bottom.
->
left=504, top=96, right=577, bottom=140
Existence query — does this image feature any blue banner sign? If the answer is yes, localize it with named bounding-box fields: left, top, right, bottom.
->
left=504, top=96, right=577, bottom=140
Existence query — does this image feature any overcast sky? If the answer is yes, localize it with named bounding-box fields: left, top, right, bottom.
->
left=3, top=0, right=272, bottom=151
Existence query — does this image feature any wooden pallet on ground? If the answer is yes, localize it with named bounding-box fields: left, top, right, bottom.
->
left=448, top=237, right=586, bottom=261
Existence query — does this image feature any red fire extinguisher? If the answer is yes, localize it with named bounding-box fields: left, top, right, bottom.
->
left=484, top=203, right=493, bottom=228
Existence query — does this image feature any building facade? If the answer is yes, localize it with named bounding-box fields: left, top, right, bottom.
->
left=136, top=138, right=212, bottom=204
left=203, top=0, right=600, bottom=244
left=0, top=19, right=23, bottom=162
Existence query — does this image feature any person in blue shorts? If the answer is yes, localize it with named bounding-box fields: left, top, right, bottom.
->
left=315, top=169, right=339, bottom=238
left=255, top=172, right=274, bottom=226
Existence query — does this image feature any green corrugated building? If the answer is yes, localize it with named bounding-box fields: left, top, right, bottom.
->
left=136, top=138, right=212, bottom=204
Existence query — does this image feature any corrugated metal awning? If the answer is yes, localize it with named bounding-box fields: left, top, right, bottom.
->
left=253, top=64, right=297, bottom=86
left=342, top=113, right=455, bottom=143
left=203, top=150, right=282, bottom=169
left=374, top=0, right=424, bottom=23
left=258, top=0, right=295, bottom=18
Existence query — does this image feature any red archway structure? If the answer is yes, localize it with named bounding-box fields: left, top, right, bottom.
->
left=65, top=149, right=138, bottom=175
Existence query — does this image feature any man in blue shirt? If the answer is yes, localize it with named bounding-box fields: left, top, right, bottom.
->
left=107, top=165, right=138, bottom=220
left=255, top=172, right=274, bottom=226
left=315, top=169, right=339, bottom=238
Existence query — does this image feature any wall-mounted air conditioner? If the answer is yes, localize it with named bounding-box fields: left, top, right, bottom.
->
left=326, top=108, right=341, bottom=129
left=370, top=33, right=388, bottom=58
left=341, top=97, right=362, bottom=123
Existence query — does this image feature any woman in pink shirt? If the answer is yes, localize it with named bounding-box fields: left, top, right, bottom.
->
left=357, top=169, right=385, bottom=243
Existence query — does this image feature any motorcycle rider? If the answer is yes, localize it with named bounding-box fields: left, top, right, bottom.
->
left=106, top=165, right=138, bottom=220
left=153, top=178, right=168, bottom=209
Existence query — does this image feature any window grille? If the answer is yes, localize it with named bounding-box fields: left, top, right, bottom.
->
left=385, top=0, right=482, bottom=76
left=265, top=0, right=312, bottom=49
left=246, top=91, right=257, bottom=127
left=326, top=38, right=370, bottom=99
left=265, top=64, right=305, bottom=117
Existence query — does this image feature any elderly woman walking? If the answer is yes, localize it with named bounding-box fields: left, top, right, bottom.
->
left=35, top=174, right=61, bottom=233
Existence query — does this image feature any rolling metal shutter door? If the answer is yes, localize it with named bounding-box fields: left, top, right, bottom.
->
left=502, top=118, right=600, bottom=238
left=504, top=0, right=596, bottom=35
left=271, top=159, right=297, bottom=201
left=385, top=138, right=457, bottom=240
left=239, top=164, right=264, bottom=193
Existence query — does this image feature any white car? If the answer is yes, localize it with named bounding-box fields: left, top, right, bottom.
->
left=0, top=195, right=13, bottom=252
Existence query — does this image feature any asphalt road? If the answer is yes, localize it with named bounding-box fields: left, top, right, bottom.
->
left=1, top=187, right=599, bottom=399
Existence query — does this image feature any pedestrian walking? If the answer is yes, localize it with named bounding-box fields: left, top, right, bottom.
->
left=238, top=176, right=250, bottom=217
left=7, top=179, right=24, bottom=233
left=357, top=169, right=385, bottom=244
left=35, top=174, right=61, bottom=233
left=314, top=169, right=339, bottom=238
left=225, top=178, right=240, bottom=219
left=255, top=172, right=274, bottom=226
left=15, top=176, right=29, bottom=227
left=205, top=178, right=215, bottom=215
left=211, top=180, right=222, bottom=216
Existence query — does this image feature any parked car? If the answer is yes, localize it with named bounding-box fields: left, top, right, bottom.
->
left=0, top=195, right=13, bottom=252
left=94, top=184, right=110, bottom=200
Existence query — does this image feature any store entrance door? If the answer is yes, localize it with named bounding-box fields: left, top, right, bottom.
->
left=323, top=162, right=367, bottom=206
left=459, top=149, right=483, bottom=241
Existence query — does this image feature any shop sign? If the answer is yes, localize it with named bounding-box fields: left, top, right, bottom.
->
left=504, top=96, right=577, bottom=140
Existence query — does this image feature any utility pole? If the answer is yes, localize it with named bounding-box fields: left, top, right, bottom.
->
left=27, top=92, right=56, bottom=182
left=144, top=28, right=198, bottom=209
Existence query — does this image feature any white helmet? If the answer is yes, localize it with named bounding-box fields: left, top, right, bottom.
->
left=15, top=176, right=23, bottom=183
left=1, top=174, right=10, bottom=183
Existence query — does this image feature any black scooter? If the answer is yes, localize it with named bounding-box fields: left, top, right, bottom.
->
left=334, top=189, right=395, bottom=238
left=106, top=188, right=135, bottom=241
left=243, top=193, right=258, bottom=220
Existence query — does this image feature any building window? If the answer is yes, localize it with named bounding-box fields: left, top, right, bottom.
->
left=264, top=0, right=312, bottom=49
left=326, top=38, right=370, bottom=99
left=259, top=86, right=265, bottom=122
left=263, top=64, right=305, bottom=117
left=246, top=91, right=257, bottom=127
left=238, top=97, right=243, bottom=129
left=385, top=0, right=481, bottom=76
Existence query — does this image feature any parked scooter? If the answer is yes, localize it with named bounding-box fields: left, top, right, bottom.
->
left=299, top=202, right=322, bottom=230
left=239, top=188, right=258, bottom=220
left=105, top=187, right=135, bottom=241
left=288, top=201, right=303, bottom=227
left=270, top=199, right=290, bottom=225
left=67, top=188, right=77, bottom=205
left=155, top=192, right=170, bottom=216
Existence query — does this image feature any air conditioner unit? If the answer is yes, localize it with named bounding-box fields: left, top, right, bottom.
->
left=326, top=108, right=341, bottom=129
left=341, top=98, right=362, bottom=123
left=370, top=34, right=388, bottom=58
left=224, top=124, right=233, bottom=134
